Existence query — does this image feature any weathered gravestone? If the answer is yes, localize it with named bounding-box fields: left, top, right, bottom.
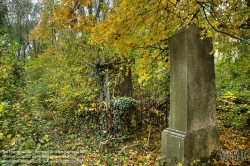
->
left=119, top=67, right=133, bottom=97
left=99, top=58, right=111, bottom=104
left=162, top=24, right=220, bottom=165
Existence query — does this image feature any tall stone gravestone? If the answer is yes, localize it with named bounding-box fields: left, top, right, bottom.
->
left=162, top=24, right=220, bottom=164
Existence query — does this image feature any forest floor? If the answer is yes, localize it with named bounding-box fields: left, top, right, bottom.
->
left=38, top=119, right=250, bottom=166
left=1, top=106, right=250, bottom=166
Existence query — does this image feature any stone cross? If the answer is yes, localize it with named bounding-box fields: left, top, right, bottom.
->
left=162, top=24, right=220, bottom=165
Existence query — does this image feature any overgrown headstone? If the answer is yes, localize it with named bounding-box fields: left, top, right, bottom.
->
left=119, top=67, right=133, bottom=97
left=162, top=24, right=220, bottom=165
left=99, top=58, right=110, bottom=104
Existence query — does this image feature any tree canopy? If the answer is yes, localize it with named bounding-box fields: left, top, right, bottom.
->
left=38, top=0, right=249, bottom=85
left=52, top=0, right=250, bottom=52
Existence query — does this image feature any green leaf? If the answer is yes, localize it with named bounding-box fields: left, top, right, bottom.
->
left=0, top=104, right=3, bottom=112
left=5, top=65, right=14, bottom=71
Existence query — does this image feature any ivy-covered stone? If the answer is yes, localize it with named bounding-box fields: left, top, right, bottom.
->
left=111, top=97, right=137, bottom=136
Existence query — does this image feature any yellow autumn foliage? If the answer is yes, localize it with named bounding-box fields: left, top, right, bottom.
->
left=31, top=0, right=250, bottom=86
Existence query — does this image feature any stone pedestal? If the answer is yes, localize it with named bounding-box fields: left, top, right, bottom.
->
left=162, top=24, right=220, bottom=165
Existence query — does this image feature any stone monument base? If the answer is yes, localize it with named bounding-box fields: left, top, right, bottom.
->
left=162, top=126, right=220, bottom=165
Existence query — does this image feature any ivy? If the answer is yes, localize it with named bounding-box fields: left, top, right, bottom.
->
left=110, top=97, right=137, bottom=136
